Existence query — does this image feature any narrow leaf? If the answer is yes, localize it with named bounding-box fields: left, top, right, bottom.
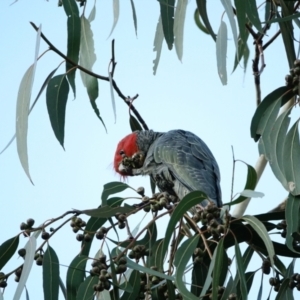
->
left=66, top=255, right=88, bottom=300
left=283, top=120, right=300, bottom=195
left=223, top=162, right=257, bottom=206
left=158, top=0, right=175, bottom=50
left=239, top=190, right=264, bottom=198
left=82, top=206, right=133, bottom=218
left=1, top=67, right=59, bottom=155
left=234, top=0, right=247, bottom=44
left=216, top=21, right=227, bottom=85
left=285, top=194, right=300, bottom=253
left=80, top=16, right=98, bottom=101
left=234, top=241, right=247, bottom=299
left=108, top=72, right=116, bottom=123
left=46, top=74, right=69, bottom=148
left=160, top=191, right=207, bottom=269
left=13, top=236, right=37, bottom=300
left=250, top=87, right=293, bottom=141
left=174, top=0, right=187, bottom=61
left=107, top=0, right=120, bottom=38
left=245, top=0, right=262, bottom=32
left=76, top=276, right=98, bottom=300
left=196, top=0, right=216, bottom=40
left=88, top=1, right=96, bottom=23
left=220, top=0, right=238, bottom=51
left=43, top=245, right=59, bottom=300
left=242, top=215, right=275, bottom=266
left=269, top=106, right=292, bottom=190
left=174, top=235, right=199, bottom=300
left=129, top=115, right=143, bottom=132
left=129, top=0, right=138, bottom=36
left=0, top=235, right=19, bottom=270
left=62, top=0, right=80, bottom=97
left=153, top=16, right=164, bottom=75
left=120, top=270, right=140, bottom=300
left=101, top=182, right=131, bottom=204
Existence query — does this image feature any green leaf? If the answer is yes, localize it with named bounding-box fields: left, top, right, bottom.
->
left=79, top=16, right=98, bottom=102
left=62, top=0, right=80, bottom=97
left=250, top=86, right=293, bottom=141
left=174, top=235, right=199, bottom=300
left=153, top=16, right=164, bottom=75
left=82, top=206, right=133, bottom=218
left=120, top=270, right=140, bottom=300
left=242, top=215, right=275, bottom=266
left=1, top=67, right=59, bottom=155
left=16, top=64, right=36, bottom=184
left=13, top=236, right=37, bottom=300
left=129, top=0, right=138, bottom=36
left=159, top=191, right=207, bottom=268
left=174, top=0, right=187, bottom=62
left=159, top=0, right=175, bottom=50
left=234, top=241, right=247, bottom=299
left=147, top=238, right=164, bottom=270
left=283, top=120, right=300, bottom=195
left=285, top=194, right=300, bottom=253
left=43, top=245, right=59, bottom=300
left=268, top=106, right=292, bottom=190
left=0, top=235, right=19, bottom=270
left=76, top=276, right=98, bottom=300
left=126, top=258, right=174, bottom=281
left=108, top=72, right=116, bottom=123
left=275, top=278, right=294, bottom=300
left=216, top=21, right=227, bottom=85
left=220, top=0, right=238, bottom=51
left=196, top=0, right=216, bottom=41
left=101, top=182, right=132, bottom=205
left=88, top=1, right=96, bottom=22
left=223, top=161, right=257, bottom=206
left=232, top=32, right=249, bottom=73
left=46, top=74, right=69, bottom=148
left=245, top=0, right=262, bottom=32
left=194, top=8, right=209, bottom=34
left=278, top=0, right=296, bottom=68
left=212, top=239, right=228, bottom=299
left=265, top=12, right=300, bottom=25
left=129, top=115, right=143, bottom=132
left=234, top=0, right=247, bottom=44
left=220, top=276, right=235, bottom=300
left=107, top=0, right=120, bottom=38
left=66, top=255, right=88, bottom=300
left=259, top=98, right=282, bottom=158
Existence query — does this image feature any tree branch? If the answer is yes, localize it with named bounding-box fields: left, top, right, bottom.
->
left=30, top=22, right=149, bottom=131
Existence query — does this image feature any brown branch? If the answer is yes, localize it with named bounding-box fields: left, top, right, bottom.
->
left=30, top=22, right=149, bottom=131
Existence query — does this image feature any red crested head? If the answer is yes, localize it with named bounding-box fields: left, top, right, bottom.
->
left=114, top=132, right=139, bottom=176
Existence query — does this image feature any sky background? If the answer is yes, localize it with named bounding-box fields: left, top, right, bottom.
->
left=0, top=0, right=297, bottom=299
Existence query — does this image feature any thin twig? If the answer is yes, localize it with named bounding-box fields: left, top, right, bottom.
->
left=29, top=22, right=149, bottom=130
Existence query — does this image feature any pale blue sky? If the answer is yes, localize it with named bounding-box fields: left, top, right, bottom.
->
left=0, top=0, right=295, bottom=299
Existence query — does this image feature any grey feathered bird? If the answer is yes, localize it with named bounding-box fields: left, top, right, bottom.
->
left=113, top=129, right=222, bottom=208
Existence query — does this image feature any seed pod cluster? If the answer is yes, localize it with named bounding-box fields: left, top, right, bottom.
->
left=70, top=217, right=87, bottom=234
left=20, top=218, right=35, bottom=237
left=115, top=255, right=128, bottom=274
left=276, top=220, right=287, bottom=238
left=137, top=272, right=148, bottom=299
left=262, top=258, right=271, bottom=275
left=193, top=247, right=204, bottom=264
left=0, top=272, right=7, bottom=288
left=95, top=227, right=108, bottom=240
left=91, top=255, right=112, bottom=292
left=285, top=59, right=300, bottom=94
left=115, top=213, right=127, bottom=229
left=192, top=202, right=221, bottom=226
left=128, top=245, right=150, bottom=260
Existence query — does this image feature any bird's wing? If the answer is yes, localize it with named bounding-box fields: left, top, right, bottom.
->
left=152, top=130, right=222, bottom=206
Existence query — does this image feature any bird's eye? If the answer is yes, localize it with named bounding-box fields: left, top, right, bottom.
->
left=120, top=150, right=125, bottom=155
